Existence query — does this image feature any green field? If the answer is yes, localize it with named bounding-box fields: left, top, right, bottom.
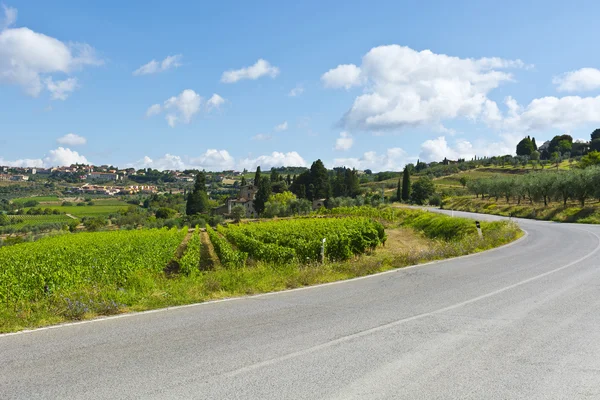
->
left=12, top=196, right=61, bottom=203
left=23, top=203, right=130, bottom=218
left=7, top=214, right=73, bottom=228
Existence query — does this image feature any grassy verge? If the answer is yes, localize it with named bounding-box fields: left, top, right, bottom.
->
left=445, top=196, right=600, bottom=224
left=0, top=209, right=522, bottom=333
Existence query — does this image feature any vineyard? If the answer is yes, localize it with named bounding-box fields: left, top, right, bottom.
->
left=0, top=208, right=521, bottom=332
left=0, top=227, right=186, bottom=305
left=214, top=217, right=386, bottom=265
left=7, top=214, right=73, bottom=228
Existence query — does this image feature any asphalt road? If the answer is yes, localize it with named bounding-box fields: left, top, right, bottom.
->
left=3, top=211, right=600, bottom=399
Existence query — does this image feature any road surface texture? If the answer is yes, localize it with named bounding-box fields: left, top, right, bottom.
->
left=3, top=211, right=600, bottom=399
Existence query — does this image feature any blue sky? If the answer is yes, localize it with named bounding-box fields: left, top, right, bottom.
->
left=1, top=0, right=600, bottom=171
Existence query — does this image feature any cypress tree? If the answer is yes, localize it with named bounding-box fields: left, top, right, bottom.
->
left=240, top=176, right=247, bottom=186
left=254, top=166, right=261, bottom=186
left=401, top=167, right=410, bottom=201
left=186, top=172, right=209, bottom=215
left=396, top=176, right=402, bottom=202
left=254, top=178, right=271, bottom=216
left=308, top=159, right=331, bottom=200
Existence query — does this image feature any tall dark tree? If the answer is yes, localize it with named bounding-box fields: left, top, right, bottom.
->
left=332, top=168, right=346, bottom=197
left=592, top=129, right=600, bottom=141
left=254, top=166, right=261, bottom=186
left=516, top=136, right=535, bottom=156
left=410, top=176, right=435, bottom=205
left=286, top=174, right=292, bottom=186
left=345, top=168, right=360, bottom=197
left=396, top=176, right=402, bottom=202
left=186, top=172, right=209, bottom=215
left=532, top=137, right=538, bottom=150
left=401, top=167, right=411, bottom=201
left=290, top=170, right=310, bottom=198
left=548, top=134, right=573, bottom=154
left=254, top=179, right=272, bottom=216
left=270, top=167, right=280, bottom=183
left=240, top=176, right=247, bottom=186
left=308, top=159, right=331, bottom=200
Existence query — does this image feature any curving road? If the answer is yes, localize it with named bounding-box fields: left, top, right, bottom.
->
left=3, top=211, right=600, bottom=399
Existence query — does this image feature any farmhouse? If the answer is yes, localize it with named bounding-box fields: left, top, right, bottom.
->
left=214, top=184, right=258, bottom=218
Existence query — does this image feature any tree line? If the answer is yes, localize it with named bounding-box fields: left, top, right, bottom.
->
left=467, top=166, right=600, bottom=207
left=516, top=129, right=600, bottom=160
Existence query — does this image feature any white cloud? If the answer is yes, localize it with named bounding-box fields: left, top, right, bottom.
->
left=0, top=156, right=43, bottom=168
left=288, top=85, right=304, bottom=97
left=324, top=45, right=527, bottom=131
left=419, top=134, right=520, bottom=162
left=0, top=6, right=102, bottom=98
left=252, top=133, right=272, bottom=141
left=133, top=54, right=182, bottom=76
left=146, top=89, right=224, bottom=127
left=136, top=153, right=186, bottom=171
left=333, top=148, right=408, bottom=171
left=274, top=121, right=288, bottom=132
left=45, top=77, right=78, bottom=100
left=57, top=133, right=86, bottom=146
left=321, top=64, right=363, bottom=89
left=1, top=146, right=90, bottom=167
left=44, top=147, right=89, bottom=167
left=190, top=149, right=236, bottom=171
left=145, top=103, right=162, bottom=117
left=221, top=59, right=279, bottom=83
left=334, top=131, right=353, bottom=151
left=1, top=4, right=17, bottom=29
left=238, top=151, right=307, bottom=170
left=206, top=93, right=225, bottom=110
left=503, top=95, right=600, bottom=131
left=553, top=68, right=600, bottom=92
left=135, top=149, right=236, bottom=172
left=164, top=89, right=201, bottom=126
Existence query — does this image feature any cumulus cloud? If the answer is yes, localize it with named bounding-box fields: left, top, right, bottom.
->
left=238, top=151, right=307, bottom=170
left=44, top=147, right=89, bottom=166
left=189, top=149, right=236, bottom=171
left=136, top=150, right=236, bottom=172
left=206, top=93, right=225, bottom=110
left=57, top=133, right=86, bottom=146
left=333, top=148, right=408, bottom=171
left=146, top=89, right=225, bottom=127
left=324, top=45, right=528, bottom=131
left=135, top=150, right=238, bottom=171
left=419, top=134, right=520, bottom=162
left=288, top=85, right=304, bottom=97
left=334, top=131, right=353, bottom=151
left=553, top=68, right=600, bottom=92
left=1, top=147, right=90, bottom=168
left=274, top=121, right=288, bottom=132
left=321, top=64, right=363, bottom=89
left=133, top=54, right=182, bottom=76
left=221, top=59, right=279, bottom=83
left=503, top=95, right=600, bottom=131
left=0, top=156, right=43, bottom=168
left=0, top=6, right=102, bottom=98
